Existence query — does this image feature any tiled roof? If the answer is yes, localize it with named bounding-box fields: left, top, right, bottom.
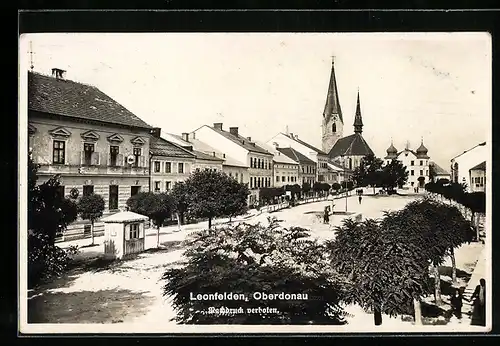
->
left=163, top=133, right=193, bottom=148
left=430, top=161, right=450, bottom=175
left=284, top=133, right=328, bottom=155
left=28, top=71, right=152, bottom=129
left=212, top=127, right=271, bottom=155
left=470, top=161, right=486, bottom=171
left=277, top=147, right=316, bottom=165
left=193, top=150, right=225, bottom=162
left=327, top=133, right=374, bottom=158
left=150, top=137, right=196, bottom=158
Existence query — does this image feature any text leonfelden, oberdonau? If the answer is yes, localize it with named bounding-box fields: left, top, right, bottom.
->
left=189, top=292, right=309, bottom=301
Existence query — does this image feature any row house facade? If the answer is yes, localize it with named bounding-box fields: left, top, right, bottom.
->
left=164, top=132, right=247, bottom=184
left=266, top=132, right=339, bottom=185
left=275, top=147, right=316, bottom=186
left=257, top=141, right=300, bottom=188
left=162, top=132, right=227, bottom=174
left=28, top=70, right=152, bottom=239
left=469, top=161, right=486, bottom=193
left=450, top=142, right=488, bottom=192
left=191, top=123, right=273, bottom=205
left=149, top=128, right=196, bottom=193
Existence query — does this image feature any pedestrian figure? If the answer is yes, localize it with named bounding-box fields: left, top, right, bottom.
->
left=471, top=278, right=486, bottom=326
left=323, top=207, right=330, bottom=224
left=450, top=288, right=463, bottom=320
left=358, top=195, right=362, bottom=204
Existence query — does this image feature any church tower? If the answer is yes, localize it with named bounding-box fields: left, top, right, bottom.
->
left=353, top=89, right=363, bottom=134
left=322, top=57, right=344, bottom=153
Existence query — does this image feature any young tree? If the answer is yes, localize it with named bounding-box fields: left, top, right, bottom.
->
left=163, top=218, right=348, bottom=324
left=29, top=168, right=78, bottom=245
left=363, top=154, right=385, bottom=194
left=183, top=170, right=250, bottom=229
left=127, top=191, right=173, bottom=247
left=170, top=181, right=190, bottom=229
left=301, top=182, right=311, bottom=199
left=77, top=194, right=105, bottom=246
left=331, top=182, right=341, bottom=194
left=381, top=159, right=409, bottom=192
left=28, top=157, right=78, bottom=287
left=321, top=183, right=331, bottom=200
left=223, top=177, right=250, bottom=221
left=461, top=192, right=486, bottom=241
left=313, top=182, right=323, bottom=200
left=326, top=216, right=430, bottom=326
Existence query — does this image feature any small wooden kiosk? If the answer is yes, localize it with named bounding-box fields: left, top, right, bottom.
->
left=101, top=211, right=149, bottom=260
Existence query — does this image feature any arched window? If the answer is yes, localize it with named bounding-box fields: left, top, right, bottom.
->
left=332, top=123, right=336, bottom=132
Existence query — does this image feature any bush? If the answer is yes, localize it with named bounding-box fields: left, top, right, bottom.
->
left=28, top=232, right=79, bottom=288
left=162, top=218, right=347, bottom=324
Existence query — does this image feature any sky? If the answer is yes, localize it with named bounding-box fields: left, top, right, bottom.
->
left=20, top=33, right=491, bottom=169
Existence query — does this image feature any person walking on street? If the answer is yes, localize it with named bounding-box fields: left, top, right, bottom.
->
left=358, top=194, right=362, bottom=204
left=450, top=288, right=463, bottom=320
left=323, top=207, right=330, bottom=224
left=471, top=278, right=486, bottom=326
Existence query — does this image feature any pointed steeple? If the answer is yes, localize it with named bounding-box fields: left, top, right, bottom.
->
left=323, top=57, right=343, bottom=124
left=353, top=89, right=363, bottom=134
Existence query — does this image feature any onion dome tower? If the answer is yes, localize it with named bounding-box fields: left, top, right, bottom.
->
left=385, top=139, right=398, bottom=160
left=416, top=137, right=429, bottom=159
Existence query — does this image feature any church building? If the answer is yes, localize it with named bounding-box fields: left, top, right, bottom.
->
left=321, top=59, right=374, bottom=171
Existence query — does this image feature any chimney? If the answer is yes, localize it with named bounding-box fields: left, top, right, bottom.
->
left=192, top=132, right=196, bottom=139
left=182, top=132, right=189, bottom=142
left=247, top=136, right=252, bottom=141
left=289, top=132, right=294, bottom=138
left=213, top=123, right=223, bottom=130
left=213, top=151, right=216, bottom=157
left=151, top=127, right=161, bottom=138
left=51, top=68, right=66, bottom=79
left=229, top=127, right=239, bottom=136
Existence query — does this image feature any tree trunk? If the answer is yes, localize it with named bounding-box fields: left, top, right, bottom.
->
left=471, top=212, right=479, bottom=241
left=176, top=212, right=182, bottom=231
left=433, top=264, right=442, bottom=306
left=90, top=221, right=95, bottom=245
left=451, top=247, right=457, bottom=284
left=413, top=298, right=422, bottom=325
left=208, top=217, right=212, bottom=229
left=157, top=225, right=160, bottom=248
left=374, top=306, right=383, bottom=326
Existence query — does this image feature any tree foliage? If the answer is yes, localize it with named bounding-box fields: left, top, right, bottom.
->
left=163, top=218, right=347, bottom=324
left=331, top=182, right=341, bottom=192
left=183, top=170, right=250, bottom=228
left=381, top=159, right=409, bottom=191
left=77, top=194, right=105, bottom=224
left=259, top=187, right=284, bottom=204
left=326, top=217, right=431, bottom=324
left=301, top=182, right=311, bottom=195
left=28, top=158, right=78, bottom=245
left=126, top=191, right=173, bottom=228
left=27, top=156, right=79, bottom=288
left=170, top=181, right=190, bottom=224
left=352, top=154, right=384, bottom=188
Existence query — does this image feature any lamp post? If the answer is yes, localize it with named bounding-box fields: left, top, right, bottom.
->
left=341, top=154, right=347, bottom=212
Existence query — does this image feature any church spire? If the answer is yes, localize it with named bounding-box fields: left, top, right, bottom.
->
left=323, top=56, right=343, bottom=124
left=353, top=88, right=363, bottom=134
